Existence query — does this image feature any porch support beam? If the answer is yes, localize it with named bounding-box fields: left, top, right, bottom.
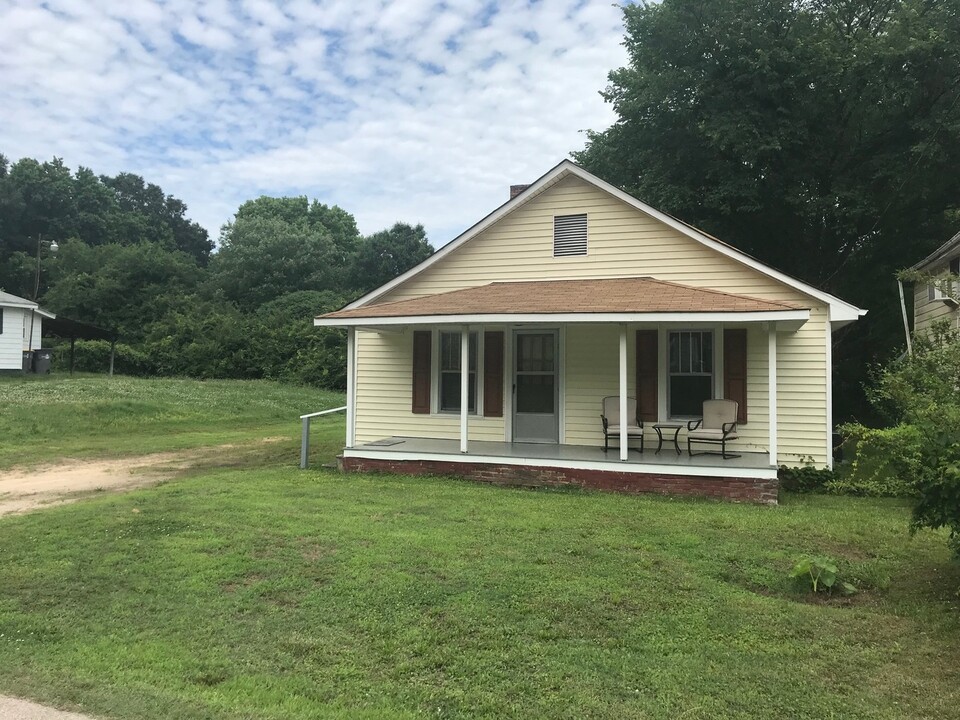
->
left=619, top=323, right=628, bottom=461
left=346, top=327, right=356, bottom=448
left=768, top=324, right=778, bottom=466
left=460, top=324, right=470, bottom=453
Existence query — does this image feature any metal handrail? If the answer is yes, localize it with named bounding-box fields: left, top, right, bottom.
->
left=300, top=405, right=347, bottom=469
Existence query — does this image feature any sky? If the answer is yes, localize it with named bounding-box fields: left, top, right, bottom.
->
left=2, top=1, right=630, bottom=247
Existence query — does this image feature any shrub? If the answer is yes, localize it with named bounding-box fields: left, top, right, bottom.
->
left=50, top=339, right=154, bottom=376
left=778, top=465, right=837, bottom=494
left=842, top=320, right=960, bottom=557
left=830, top=424, right=919, bottom=497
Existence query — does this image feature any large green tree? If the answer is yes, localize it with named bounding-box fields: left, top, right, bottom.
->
left=350, top=222, right=433, bottom=294
left=574, top=0, right=960, bottom=421
left=213, top=196, right=360, bottom=311
left=42, top=240, right=205, bottom=342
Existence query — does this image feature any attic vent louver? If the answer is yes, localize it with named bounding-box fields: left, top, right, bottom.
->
left=553, top=214, right=588, bottom=257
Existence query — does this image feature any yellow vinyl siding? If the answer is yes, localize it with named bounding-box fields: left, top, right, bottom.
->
left=353, top=173, right=831, bottom=467
left=354, top=329, right=505, bottom=445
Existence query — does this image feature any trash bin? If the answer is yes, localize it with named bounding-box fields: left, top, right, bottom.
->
left=22, top=350, right=33, bottom=372
left=32, top=348, right=53, bottom=374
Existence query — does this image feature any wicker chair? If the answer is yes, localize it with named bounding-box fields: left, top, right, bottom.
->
left=687, top=399, right=740, bottom=459
left=600, top=396, right=644, bottom=453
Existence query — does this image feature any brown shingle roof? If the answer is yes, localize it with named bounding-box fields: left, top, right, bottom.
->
left=318, top=277, right=806, bottom=320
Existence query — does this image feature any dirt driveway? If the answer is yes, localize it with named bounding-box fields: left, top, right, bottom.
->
left=0, top=440, right=282, bottom=517
left=0, top=695, right=99, bottom=720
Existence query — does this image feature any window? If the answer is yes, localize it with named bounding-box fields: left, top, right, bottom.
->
left=0, top=307, right=3, bottom=335
left=929, top=258, right=960, bottom=302
left=553, top=214, right=587, bottom=257
left=439, top=331, right=477, bottom=412
left=669, top=330, right=714, bottom=417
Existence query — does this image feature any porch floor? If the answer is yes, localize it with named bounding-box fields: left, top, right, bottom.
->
left=345, top=436, right=775, bottom=478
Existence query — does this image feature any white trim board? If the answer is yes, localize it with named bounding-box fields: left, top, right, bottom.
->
left=316, top=310, right=811, bottom=328
left=341, top=160, right=866, bottom=325
left=342, top=448, right=777, bottom=480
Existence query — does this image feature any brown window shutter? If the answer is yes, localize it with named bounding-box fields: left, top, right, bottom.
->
left=635, top=329, right=658, bottom=422
left=483, top=331, right=504, bottom=417
left=723, top=328, right=748, bottom=424
left=412, top=330, right=431, bottom=414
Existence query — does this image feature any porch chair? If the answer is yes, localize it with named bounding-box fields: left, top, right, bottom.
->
left=687, top=399, right=740, bottom=459
left=600, top=396, right=644, bottom=453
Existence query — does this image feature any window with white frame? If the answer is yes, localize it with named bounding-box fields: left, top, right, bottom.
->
left=439, top=331, right=478, bottom=413
left=668, top=330, right=714, bottom=417
left=928, top=257, right=960, bottom=302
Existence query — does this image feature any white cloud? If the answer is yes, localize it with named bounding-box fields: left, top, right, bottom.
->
left=1, top=0, right=629, bottom=246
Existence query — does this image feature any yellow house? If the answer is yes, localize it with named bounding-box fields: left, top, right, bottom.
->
left=315, top=161, right=865, bottom=503
left=908, top=230, right=960, bottom=339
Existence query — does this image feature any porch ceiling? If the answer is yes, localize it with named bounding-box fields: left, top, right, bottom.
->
left=315, top=277, right=809, bottom=328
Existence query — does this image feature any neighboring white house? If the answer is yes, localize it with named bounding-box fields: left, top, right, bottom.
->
left=315, top=160, right=867, bottom=503
left=0, top=290, right=55, bottom=371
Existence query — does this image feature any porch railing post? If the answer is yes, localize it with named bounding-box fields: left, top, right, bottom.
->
left=619, top=323, right=628, bottom=461
left=300, top=416, right=310, bottom=469
left=460, top=324, right=470, bottom=453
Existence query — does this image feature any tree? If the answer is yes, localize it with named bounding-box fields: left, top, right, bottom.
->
left=42, top=240, right=205, bottom=341
left=100, top=172, right=212, bottom=263
left=350, top=222, right=434, bottom=294
left=574, top=0, right=960, bottom=421
left=214, top=216, right=339, bottom=311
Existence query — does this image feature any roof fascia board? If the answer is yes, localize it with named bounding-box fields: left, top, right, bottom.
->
left=315, top=309, right=810, bottom=328
left=910, top=233, right=960, bottom=271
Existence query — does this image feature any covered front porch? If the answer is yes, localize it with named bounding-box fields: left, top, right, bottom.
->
left=316, top=277, right=821, bottom=504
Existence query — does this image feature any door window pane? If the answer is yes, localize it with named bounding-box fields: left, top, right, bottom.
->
left=517, top=333, right=555, bottom=372
left=516, top=375, right=555, bottom=414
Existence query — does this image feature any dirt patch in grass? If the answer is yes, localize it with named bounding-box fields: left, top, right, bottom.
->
left=0, top=438, right=284, bottom=517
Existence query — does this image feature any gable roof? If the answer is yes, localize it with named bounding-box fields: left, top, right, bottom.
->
left=910, top=230, right=960, bottom=271
left=316, top=277, right=810, bottom=327
left=344, top=160, right=865, bottom=324
left=0, top=290, right=55, bottom=318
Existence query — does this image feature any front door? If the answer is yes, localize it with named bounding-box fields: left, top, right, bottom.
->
left=512, top=330, right=559, bottom=443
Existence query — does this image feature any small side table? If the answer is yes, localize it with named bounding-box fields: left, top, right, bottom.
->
left=653, top=423, right=684, bottom=455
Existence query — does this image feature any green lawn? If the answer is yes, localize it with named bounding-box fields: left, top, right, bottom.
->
left=0, top=374, right=345, bottom=468
left=0, top=376, right=959, bottom=718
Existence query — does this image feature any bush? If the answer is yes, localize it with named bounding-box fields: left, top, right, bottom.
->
left=50, top=339, right=154, bottom=376
left=843, top=320, right=960, bottom=557
left=830, top=425, right=919, bottom=497
left=778, top=465, right=837, bottom=493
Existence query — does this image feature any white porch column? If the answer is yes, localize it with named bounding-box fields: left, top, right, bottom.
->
left=345, top=327, right=356, bottom=448
left=460, top=325, right=470, bottom=453
left=619, top=323, right=628, bottom=461
left=768, top=324, right=778, bottom=466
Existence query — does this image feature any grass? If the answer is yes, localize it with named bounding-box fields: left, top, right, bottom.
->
left=0, top=373, right=345, bottom=468
left=1, top=375, right=959, bottom=718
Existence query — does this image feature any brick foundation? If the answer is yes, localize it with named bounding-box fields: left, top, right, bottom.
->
left=339, top=456, right=779, bottom=505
